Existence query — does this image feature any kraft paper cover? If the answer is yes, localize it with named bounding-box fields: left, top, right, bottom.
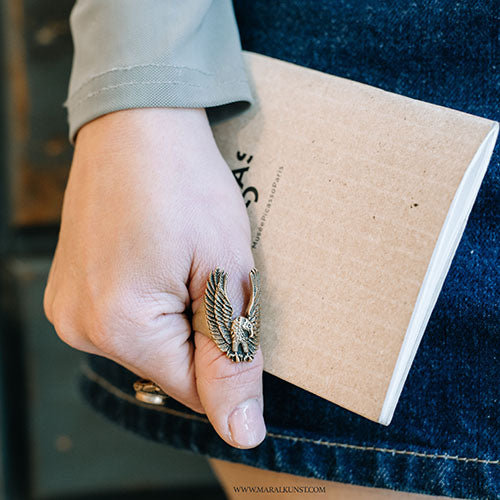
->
left=210, top=52, right=496, bottom=422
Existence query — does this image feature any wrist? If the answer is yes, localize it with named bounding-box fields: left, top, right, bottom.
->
left=76, top=107, right=212, bottom=144
left=74, top=107, right=225, bottom=171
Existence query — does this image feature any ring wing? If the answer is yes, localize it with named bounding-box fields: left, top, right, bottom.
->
left=245, top=268, right=261, bottom=349
left=205, top=267, right=233, bottom=351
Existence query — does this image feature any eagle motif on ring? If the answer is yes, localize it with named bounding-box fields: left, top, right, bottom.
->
left=205, top=267, right=261, bottom=362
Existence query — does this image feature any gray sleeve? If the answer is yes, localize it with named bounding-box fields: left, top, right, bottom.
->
left=64, top=0, right=253, bottom=144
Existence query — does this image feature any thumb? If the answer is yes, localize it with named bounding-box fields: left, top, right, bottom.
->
left=192, top=260, right=266, bottom=449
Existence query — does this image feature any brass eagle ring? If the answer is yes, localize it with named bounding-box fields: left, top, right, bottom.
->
left=192, top=267, right=261, bottom=363
left=133, top=267, right=261, bottom=405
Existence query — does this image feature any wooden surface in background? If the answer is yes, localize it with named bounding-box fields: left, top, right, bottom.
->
left=3, top=0, right=73, bottom=227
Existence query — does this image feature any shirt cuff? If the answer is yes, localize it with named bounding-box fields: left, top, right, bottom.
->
left=64, top=0, right=253, bottom=145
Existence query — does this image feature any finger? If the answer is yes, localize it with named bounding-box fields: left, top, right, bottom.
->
left=45, top=270, right=204, bottom=413
left=192, top=264, right=266, bottom=449
left=113, top=311, right=205, bottom=413
left=52, top=310, right=205, bottom=414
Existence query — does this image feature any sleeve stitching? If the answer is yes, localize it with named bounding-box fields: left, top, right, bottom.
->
left=67, top=77, right=250, bottom=109
left=68, top=62, right=247, bottom=102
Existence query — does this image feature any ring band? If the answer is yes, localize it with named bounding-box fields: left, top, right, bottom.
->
left=133, top=379, right=168, bottom=405
left=192, top=299, right=211, bottom=339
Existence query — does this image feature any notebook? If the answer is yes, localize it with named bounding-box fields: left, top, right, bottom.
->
left=209, top=51, right=498, bottom=424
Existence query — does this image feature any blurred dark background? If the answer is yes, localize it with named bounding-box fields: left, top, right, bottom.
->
left=0, top=1, right=224, bottom=498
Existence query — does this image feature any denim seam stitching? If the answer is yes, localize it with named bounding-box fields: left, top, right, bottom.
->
left=81, top=364, right=500, bottom=466
left=81, top=363, right=209, bottom=424
left=265, top=432, right=500, bottom=465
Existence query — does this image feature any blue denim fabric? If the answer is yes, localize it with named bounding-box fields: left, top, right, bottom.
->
left=79, top=1, right=500, bottom=498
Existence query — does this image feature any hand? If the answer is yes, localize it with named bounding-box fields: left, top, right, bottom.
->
left=43, top=108, right=266, bottom=449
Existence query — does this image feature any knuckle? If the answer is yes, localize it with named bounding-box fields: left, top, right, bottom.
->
left=89, top=303, right=127, bottom=347
left=87, top=294, right=154, bottom=355
left=51, top=306, right=86, bottom=351
left=93, top=291, right=151, bottom=332
left=85, top=323, right=113, bottom=353
left=85, top=306, right=124, bottom=355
